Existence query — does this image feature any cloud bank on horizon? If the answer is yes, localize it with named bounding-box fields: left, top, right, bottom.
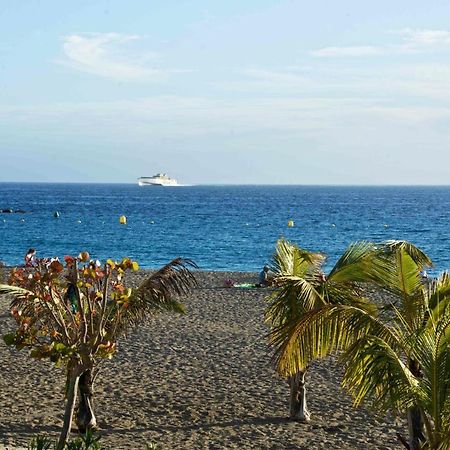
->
left=1, top=0, right=449, bottom=184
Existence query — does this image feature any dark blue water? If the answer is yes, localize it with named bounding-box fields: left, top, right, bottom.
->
left=0, top=184, right=449, bottom=274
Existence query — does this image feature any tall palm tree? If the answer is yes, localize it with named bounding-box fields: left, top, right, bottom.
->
left=265, top=238, right=384, bottom=421
left=0, top=255, right=197, bottom=449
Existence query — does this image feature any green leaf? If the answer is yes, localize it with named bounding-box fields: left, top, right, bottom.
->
left=30, top=348, right=44, bottom=358
left=3, top=333, right=16, bottom=346
left=53, top=342, right=67, bottom=352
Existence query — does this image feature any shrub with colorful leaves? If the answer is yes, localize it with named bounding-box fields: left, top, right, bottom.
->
left=0, top=253, right=197, bottom=449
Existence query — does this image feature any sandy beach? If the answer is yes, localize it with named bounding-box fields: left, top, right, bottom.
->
left=0, top=270, right=405, bottom=449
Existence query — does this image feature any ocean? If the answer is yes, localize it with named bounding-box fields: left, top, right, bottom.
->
left=0, top=183, right=449, bottom=275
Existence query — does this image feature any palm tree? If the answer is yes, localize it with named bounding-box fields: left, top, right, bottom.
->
left=265, top=237, right=384, bottom=422
left=1, top=254, right=197, bottom=449
left=341, top=271, right=450, bottom=449
left=268, top=239, right=450, bottom=449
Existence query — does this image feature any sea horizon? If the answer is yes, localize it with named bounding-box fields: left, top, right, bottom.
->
left=1, top=181, right=450, bottom=187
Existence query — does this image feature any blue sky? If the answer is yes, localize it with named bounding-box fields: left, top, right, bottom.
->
left=1, top=0, right=449, bottom=184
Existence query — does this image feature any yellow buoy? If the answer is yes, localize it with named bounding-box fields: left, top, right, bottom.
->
left=288, top=220, right=294, bottom=227
left=119, top=215, right=127, bottom=225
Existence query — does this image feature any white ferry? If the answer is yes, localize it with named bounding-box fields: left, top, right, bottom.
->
left=138, top=173, right=179, bottom=187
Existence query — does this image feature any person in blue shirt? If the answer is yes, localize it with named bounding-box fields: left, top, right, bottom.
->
left=257, top=265, right=271, bottom=287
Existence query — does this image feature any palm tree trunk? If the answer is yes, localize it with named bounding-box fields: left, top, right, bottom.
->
left=76, top=369, right=97, bottom=433
left=407, top=359, right=425, bottom=450
left=57, top=370, right=80, bottom=450
left=289, top=370, right=310, bottom=422
left=407, top=405, right=425, bottom=450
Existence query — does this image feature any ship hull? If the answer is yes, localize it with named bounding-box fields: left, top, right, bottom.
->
left=138, top=178, right=178, bottom=187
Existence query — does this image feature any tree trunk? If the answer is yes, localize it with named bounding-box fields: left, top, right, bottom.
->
left=76, top=369, right=97, bottom=433
left=289, top=370, right=310, bottom=422
left=407, top=405, right=425, bottom=450
left=57, top=370, right=80, bottom=450
left=407, top=358, right=425, bottom=450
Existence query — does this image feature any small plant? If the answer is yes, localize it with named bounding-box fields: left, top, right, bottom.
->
left=28, top=436, right=53, bottom=450
left=27, top=431, right=105, bottom=449
left=66, top=430, right=105, bottom=450
left=144, top=443, right=163, bottom=450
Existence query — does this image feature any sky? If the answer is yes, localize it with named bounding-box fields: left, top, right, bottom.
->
left=1, top=0, right=450, bottom=184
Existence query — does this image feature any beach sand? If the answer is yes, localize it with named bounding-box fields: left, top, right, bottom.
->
left=0, top=270, right=405, bottom=449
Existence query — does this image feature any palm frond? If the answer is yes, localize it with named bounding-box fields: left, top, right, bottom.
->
left=411, top=313, right=450, bottom=432
left=0, top=284, right=34, bottom=308
left=0, top=284, right=35, bottom=317
left=320, top=280, right=370, bottom=308
left=271, top=238, right=324, bottom=277
left=342, top=334, right=423, bottom=414
left=383, top=240, right=433, bottom=269
left=436, top=433, right=450, bottom=450
left=270, top=303, right=389, bottom=377
left=123, top=258, right=198, bottom=328
left=266, top=238, right=327, bottom=328
left=265, top=277, right=324, bottom=328
left=369, top=245, right=426, bottom=326
left=427, top=272, right=450, bottom=314
left=328, top=241, right=389, bottom=284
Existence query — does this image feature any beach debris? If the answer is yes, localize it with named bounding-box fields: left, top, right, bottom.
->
left=119, top=215, right=127, bottom=225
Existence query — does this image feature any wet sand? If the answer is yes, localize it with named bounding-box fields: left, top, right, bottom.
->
left=0, top=270, right=404, bottom=449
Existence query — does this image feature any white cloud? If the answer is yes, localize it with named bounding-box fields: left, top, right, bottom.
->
left=312, top=28, right=450, bottom=58
left=217, top=62, right=450, bottom=101
left=311, top=46, right=385, bottom=58
left=58, top=33, right=166, bottom=81
left=398, top=28, right=450, bottom=46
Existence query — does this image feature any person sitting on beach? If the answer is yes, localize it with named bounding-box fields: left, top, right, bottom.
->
left=420, top=269, right=429, bottom=284
left=24, top=248, right=37, bottom=267
left=257, top=265, right=272, bottom=287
